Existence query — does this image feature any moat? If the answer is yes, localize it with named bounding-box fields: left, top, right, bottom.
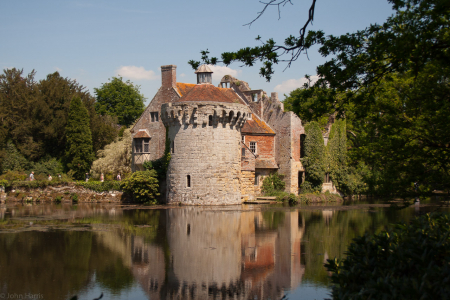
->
left=0, top=199, right=448, bottom=300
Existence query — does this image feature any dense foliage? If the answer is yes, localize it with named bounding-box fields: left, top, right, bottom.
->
left=90, top=127, right=133, bottom=179
left=0, top=69, right=118, bottom=176
left=261, top=172, right=286, bottom=196
left=325, top=213, right=450, bottom=299
left=64, top=97, right=95, bottom=180
left=301, top=121, right=325, bottom=192
left=94, top=77, right=145, bottom=126
left=120, top=170, right=160, bottom=204
left=277, top=0, right=450, bottom=195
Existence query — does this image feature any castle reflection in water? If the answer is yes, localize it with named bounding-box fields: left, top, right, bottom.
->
left=129, top=207, right=306, bottom=300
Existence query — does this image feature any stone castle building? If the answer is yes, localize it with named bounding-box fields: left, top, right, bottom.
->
left=131, top=64, right=334, bottom=204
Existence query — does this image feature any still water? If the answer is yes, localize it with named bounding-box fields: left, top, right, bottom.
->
left=0, top=199, right=448, bottom=300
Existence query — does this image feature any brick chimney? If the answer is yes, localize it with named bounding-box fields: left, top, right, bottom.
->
left=161, top=65, right=177, bottom=88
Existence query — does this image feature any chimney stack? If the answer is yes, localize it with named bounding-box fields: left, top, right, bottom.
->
left=161, top=65, right=177, bottom=88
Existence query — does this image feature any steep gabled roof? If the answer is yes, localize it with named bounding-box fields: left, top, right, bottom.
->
left=242, top=113, right=275, bottom=135
left=176, top=83, right=196, bottom=97
left=134, top=129, right=151, bottom=138
left=218, top=87, right=246, bottom=105
left=177, top=84, right=235, bottom=103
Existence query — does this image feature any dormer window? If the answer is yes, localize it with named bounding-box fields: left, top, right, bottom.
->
left=195, top=64, right=213, bottom=84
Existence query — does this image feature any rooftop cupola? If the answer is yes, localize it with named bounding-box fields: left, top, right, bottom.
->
left=195, top=64, right=213, bottom=84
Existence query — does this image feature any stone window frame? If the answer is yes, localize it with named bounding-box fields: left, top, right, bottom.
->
left=134, top=138, right=150, bottom=153
left=252, top=93, right=258, bottom=102
left=208, top=115, right=213, bottom=126
left=250, top=141, right=257, bottom=154
left=241, top=135, right=245, bottom=143
left=150, top=112, right=159, bottom=122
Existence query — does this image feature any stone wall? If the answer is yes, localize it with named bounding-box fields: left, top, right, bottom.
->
left=131, top=65, right=181, bottom=171
left=162, top=101, right=249, bottom=205
left=240, top=171, right=255, bottom=201
left=262, top=93, right=305, bottom=194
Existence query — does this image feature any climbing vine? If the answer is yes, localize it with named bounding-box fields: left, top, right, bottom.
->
left=301, top=121, right=325, bottom=192
left=326, top=119, right=348, bottom=193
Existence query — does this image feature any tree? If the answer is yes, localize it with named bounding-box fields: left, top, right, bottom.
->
left=325, top=213, right=450, bottom=299
left=215, top=0, right=449, bottom=195
left=64, top=97, right=95, bottom=180
left=94, top=77, right=145, bottom=126
left=90, top=127, right=133, bottom=179
left=0, top=69, right=118, bottom=171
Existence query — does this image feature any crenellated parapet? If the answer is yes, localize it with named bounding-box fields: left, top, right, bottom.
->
left=161, top=101, right=250, bottom=128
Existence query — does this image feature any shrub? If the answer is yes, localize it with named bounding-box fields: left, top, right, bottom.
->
left=0, top=179, right=8, bottom=188
left=71, top=193, right=79, bottom=202
left=261, top=172, right=285, bottom=196
left=300, top=181, right=319, bottom=193
left=32, top=157, right=64, bottom=177
left=325, top=213, right=450, bottom=299
left=120, top=170, right=159, bottom=204
left=55, top=196, right=62, bottom=203
left=0, top=171, right=28, bottom=181
left=1, top=141, right=31, bottom=173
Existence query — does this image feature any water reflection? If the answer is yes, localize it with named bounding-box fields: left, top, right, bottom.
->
left=0, top=201, right=447, bottom=300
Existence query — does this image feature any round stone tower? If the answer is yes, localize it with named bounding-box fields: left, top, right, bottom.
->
left=161, top=66, right=249, bottom=205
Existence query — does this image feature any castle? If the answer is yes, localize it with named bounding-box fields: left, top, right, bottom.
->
left=131, top=65, right=335, bottom=204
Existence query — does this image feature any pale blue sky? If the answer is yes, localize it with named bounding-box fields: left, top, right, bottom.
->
left=1, top=0, right=394, bottom=104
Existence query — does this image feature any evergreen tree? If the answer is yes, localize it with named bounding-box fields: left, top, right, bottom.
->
left=64, top=97, right=95, bottom=180
left=301, top=121, right=326, bottom=192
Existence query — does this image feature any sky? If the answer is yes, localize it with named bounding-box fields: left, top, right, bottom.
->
left=1, top=0, right=394, bottom=105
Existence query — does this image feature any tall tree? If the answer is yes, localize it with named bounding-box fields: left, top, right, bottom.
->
left=64, top=97, right=95, bottom=179
left=94, top=77, right=145, bottom=126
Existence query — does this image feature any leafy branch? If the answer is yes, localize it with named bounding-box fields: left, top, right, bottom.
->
left=188, top=0, right=317, bottom=81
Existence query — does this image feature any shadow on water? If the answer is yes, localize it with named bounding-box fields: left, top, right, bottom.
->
left=0, top=199, right=448, bottom=300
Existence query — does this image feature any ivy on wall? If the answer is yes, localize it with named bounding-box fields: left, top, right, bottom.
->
left=326, top=119, right=348, bottom=192
left=301, top=121, right=326, bottom=192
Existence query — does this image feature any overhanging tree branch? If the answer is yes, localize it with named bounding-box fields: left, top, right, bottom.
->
left=188, top=0, right=317, bottom=81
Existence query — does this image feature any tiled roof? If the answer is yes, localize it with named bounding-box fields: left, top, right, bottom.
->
left=134, top=130, right=150, bottom=138
left=177, top=84, right=235, bottom=103
left=176, top=83, right=196, bottom=97
left=218, top=88, right=246, bottom=105
left=241, top=114, right=275, bottom=135
left=255, top=158, right=278, bottom=169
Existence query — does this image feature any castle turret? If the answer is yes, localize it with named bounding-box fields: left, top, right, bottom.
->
left=161, top=67, right=249, bottom=204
